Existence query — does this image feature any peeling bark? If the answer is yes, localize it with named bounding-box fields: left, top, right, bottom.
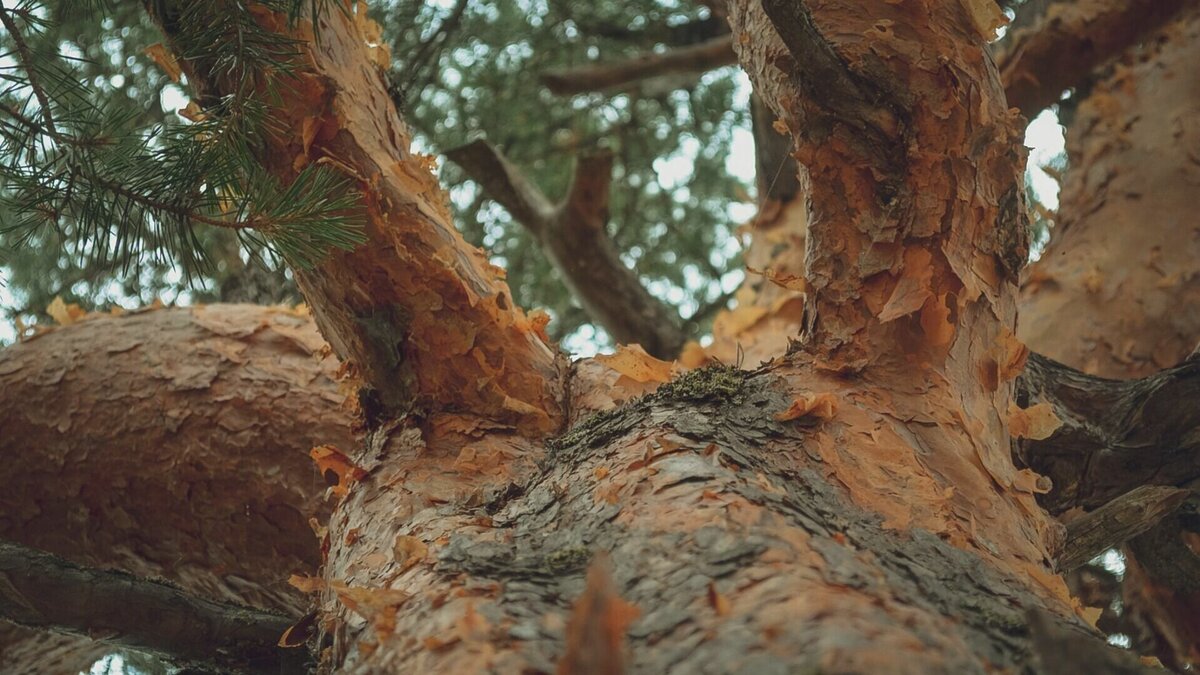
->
left=1019, top=10, right=1200, bottom=379
left=314, top=370, right=1111, bottom=673
left=301, top=1, right=1099, bottom=671
left=151, top=2, right=565, bottom=433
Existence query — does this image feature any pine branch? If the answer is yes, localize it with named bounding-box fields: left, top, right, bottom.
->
left=1016, top=351, right=1200, bottom=513
left=0, top=540, right=308, bottom=675
left=1055, top=485, right=1192, bottom=572
left=0, top=5, right=59, bottom=138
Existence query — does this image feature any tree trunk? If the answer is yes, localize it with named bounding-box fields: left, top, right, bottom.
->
left=1, top=2, right=1179, bottom=673
left=228, top=2, right=1102, bottom=672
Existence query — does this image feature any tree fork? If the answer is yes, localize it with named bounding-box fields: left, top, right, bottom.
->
left=147, top=1, right=565, bottom=434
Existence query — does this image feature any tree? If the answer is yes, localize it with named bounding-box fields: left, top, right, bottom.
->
left=2, top=1, right=1199, bottom=673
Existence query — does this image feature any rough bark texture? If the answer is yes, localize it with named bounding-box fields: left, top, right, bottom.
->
left=0, top=540, right=302, bottom=674
left=446, top=141, right=687, bottom=359
left=1015, top=352, right=1200, bottom=513
left=1019, top=10, right=1200, bottom=379
left=298, top=1, right=1098, bottom=672
left=153, top=2, right=564, bottom=434
left=0, top=304, right=352, bottom=672
left=312, top=368, right=1131, bottom=673
left=11, top=1, right=1185, bottom=672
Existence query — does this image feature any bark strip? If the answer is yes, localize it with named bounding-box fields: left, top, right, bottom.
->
left=1055, top=486, right=1192, bottom=572
left=0, top=540, right=303, bottom=675
left=446, top=140, right=687, bottom=359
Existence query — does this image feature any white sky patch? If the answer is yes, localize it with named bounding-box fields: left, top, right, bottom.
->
left=1025, top=108, right=1066, bottom=209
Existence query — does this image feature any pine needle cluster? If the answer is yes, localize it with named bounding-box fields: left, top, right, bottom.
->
left=0, top=0, right=364, bottom=282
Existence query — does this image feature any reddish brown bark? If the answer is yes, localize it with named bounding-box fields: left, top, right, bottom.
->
left=280, top=2, right=1104, bottom=672
left=0, top=304, right=352, bottom=672
left=1019, top=12, right=1200, bottom=379
left=4, top=2, right=1177, bottom=672
left=153, top=2, right=564, bottom=435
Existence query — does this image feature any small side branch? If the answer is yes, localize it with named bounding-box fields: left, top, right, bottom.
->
left=447, top=140, right=687, bottom=359
left=998, top=0, right=1200, bottom=117
left=1016, top=352, right=1200, bottom=513
left=541, top=35, right=736, bottom=96
left=1055, top=485, right=1192, bottom=572
left=0, top=540, right=305, bottom=675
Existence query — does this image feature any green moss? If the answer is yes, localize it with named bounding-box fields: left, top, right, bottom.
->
left=655, top=364, right=745, bottom=402
left=547, top=405, right=631, bottom=455
left=544, top=545, right=591, bottom=573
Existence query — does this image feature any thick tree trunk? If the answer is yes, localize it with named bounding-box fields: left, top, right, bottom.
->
left=283, top=2, right=1098, bottom=672
left=0, top=304, right=352, bottom=672
left=4, top=2, right=1183, bottom=673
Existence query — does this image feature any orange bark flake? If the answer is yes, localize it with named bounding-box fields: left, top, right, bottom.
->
left=310, top=445, right=368, bottom=498
left=775, top=393, right=839, bottom=422
left=393, top=535, right=429, bottom=572
left=1007, top=402, right=1063, bottom=440
left=558, top=554, right=640, bottom=675
left=593, top=344, right=675, bottom=384
left=707, top=582, right=732, bottom=617
left=46, top=296, right=87, bottom=326
left=144, top=43, right=182, bottom=82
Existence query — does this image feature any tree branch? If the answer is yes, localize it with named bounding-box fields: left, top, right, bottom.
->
left=997, top=0, right=1200, bottom=117
left=443, top=140, right=556, bottom=235
left=446, top=140, right=687, bottom=359
left=0, top=540, right=305, bottom=675
left=149, top=2, right=564, bottom=433
left=541, top=35, right=736, bottom=96
left=1055, top=485, right=1192, bottom=572
left=1016, top=351, right=1200, bottom=513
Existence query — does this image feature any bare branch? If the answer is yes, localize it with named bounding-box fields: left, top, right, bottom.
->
left=444, top=140, right=556, bottom=235
left=447, top=141, right=687, bottom=359
left=541, top=35, right=736, bottom=96
left=998, top=0, right=1200, bottom=117
left=1055, top=486, right=1192, bottom=572
left=1016, top=352, right=1200, bottom=513
left=0, top=540, right=305, bottom=675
